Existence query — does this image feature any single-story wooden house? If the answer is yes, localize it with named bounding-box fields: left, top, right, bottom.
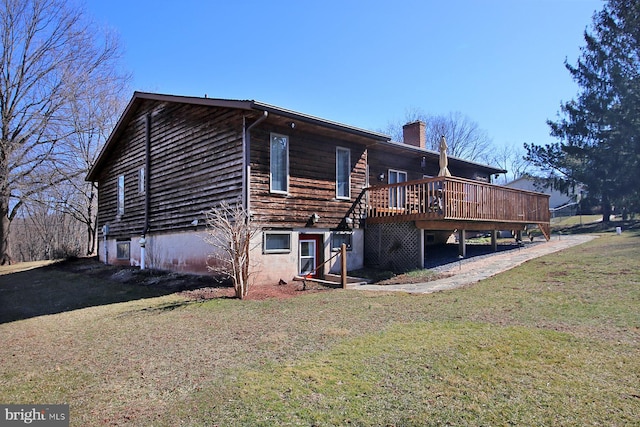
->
left=87, top=92, right=550, bottom=284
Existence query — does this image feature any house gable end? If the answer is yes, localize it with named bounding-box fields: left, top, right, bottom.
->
left=94, top=98, right=247, bottom=239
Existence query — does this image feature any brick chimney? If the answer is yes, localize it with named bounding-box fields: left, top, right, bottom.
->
left=402, top=121, right=426, bottom=149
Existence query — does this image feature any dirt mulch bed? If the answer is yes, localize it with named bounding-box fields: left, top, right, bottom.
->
left=51, top=257, right=336, bottom=301
left=179, top=280, right=334, bottom=301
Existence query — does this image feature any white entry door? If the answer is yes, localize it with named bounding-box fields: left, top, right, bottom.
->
left=299, top=239, right=317, bottom=277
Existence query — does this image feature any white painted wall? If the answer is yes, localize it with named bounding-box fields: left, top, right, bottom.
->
left=250, top=229, right=365, bottom=285
left=103, top=228, right=366, bottom=286
left=105, top=230, right=214, bottom=274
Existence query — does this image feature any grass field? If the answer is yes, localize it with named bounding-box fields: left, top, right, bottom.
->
left=0, top=229, right=638, bottom=426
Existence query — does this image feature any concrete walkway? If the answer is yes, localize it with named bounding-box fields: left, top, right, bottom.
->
left=351, top=234, right=596, bottom=294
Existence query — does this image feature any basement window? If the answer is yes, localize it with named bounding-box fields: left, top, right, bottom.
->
left=331, top=231, right=352, bottom=251
left=263, top=231, right=291, bottom=254
left=116, top=240, right=130, bottom=260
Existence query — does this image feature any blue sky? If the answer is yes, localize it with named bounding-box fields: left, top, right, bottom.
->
left=86, top=0, right=603, bottom=149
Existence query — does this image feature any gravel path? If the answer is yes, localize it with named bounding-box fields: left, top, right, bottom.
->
left=425, top=240, right=546, bottom=274
left=352, top=234, right=596, bottom=294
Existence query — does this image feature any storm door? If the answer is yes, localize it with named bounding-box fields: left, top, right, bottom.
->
left=299, top=234, right=323, bottom=278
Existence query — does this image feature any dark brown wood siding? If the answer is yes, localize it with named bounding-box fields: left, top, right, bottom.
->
left=368, top=145, right=491, bottom=185
left=368, top=148, right=434, bottom=184
left=95, top=100, right=244, bottom=239
left=249, top=123, right=368, bottom=229
left=95, top=101, right=149, bottom=239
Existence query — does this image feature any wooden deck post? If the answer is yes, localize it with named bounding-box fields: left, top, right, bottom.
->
left=458, top=229, right=466, bottom=258
left=341, top=243, right=347, bottom=289
left=491, top=230, right=498, bottom=252
left=516, top=230, right=523, bottom=243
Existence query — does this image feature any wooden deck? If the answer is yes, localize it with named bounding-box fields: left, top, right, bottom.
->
left=366, top=176, right=551, bottom=240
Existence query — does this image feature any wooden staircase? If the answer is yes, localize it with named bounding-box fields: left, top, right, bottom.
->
left=525, top=223, right=551, bottom=241
left=338, top=188, right=368, bottom=230
left=538, top=222, right=551, bottom=241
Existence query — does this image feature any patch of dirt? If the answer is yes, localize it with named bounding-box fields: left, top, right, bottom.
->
left=376, top=271, right=454, bottom=286
left=180, top=281, right=333, bottom=301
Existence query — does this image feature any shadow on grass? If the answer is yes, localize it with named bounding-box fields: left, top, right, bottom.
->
left=0, top=257, right=231, bottom=324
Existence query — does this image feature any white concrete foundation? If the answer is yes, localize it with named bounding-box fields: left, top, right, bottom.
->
left=102, top=228, right=365, bottom=286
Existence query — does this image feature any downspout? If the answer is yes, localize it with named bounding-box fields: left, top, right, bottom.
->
left=141, top=114, right=151, bottom=270
left=242, top=111, right=268, bottom=214
left=144, top=113, right=151, bottom=233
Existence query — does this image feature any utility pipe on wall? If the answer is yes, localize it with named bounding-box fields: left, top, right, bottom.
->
left=139, top=236, right=146, bottom=270
left=102, top=224, right=109, bottom=265
left=144, top=114, right=152, bottom=234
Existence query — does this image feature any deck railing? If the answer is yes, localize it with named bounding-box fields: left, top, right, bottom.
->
left=367, top=176, right=550, bottom=225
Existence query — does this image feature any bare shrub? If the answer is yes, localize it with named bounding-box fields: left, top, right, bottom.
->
left=203, top=201, right=260, bottom=299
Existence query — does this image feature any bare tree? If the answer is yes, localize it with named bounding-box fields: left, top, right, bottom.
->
left=382, top=109, right=493, bottom=162
left=0, top=0, right=128, bottom=263
left=10, top=200, right=84, bottom=262
left=48, top=86, right=127, bottom=255
left=203, top=201, right=261, bottom=299
left=485, top=143, right=534, bottom=184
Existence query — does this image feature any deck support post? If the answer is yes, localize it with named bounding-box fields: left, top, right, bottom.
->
left=458, top=229, right=466, bottom=258
left=491, top=230, right=498, bottom=252
left=341, top=243, right=347, bottom=289
left=516, top=230, right=523, bottom=243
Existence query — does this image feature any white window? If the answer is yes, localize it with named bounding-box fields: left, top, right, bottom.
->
left=139, top=168, right=145, bottom=194
left=270, top=133, right=289, bottom=193
left=388, top=169, right=407, bottom=208
left=117, top=175, right=125, bottom=216
left=263, top=231, right=291, bottom=254
left=336, top=147, right=351, bottom=199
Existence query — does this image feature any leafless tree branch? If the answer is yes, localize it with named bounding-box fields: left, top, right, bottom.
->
left=203, top=201, right=261, bottom=299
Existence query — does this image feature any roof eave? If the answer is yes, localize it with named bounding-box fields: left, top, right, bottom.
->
left=376, top=140, right=507, bottom=175
left=86, top=92, right=260, bottom=182
left=86, top=92, right=391, bottom=182
left=251, top=101, right=390, bottom=142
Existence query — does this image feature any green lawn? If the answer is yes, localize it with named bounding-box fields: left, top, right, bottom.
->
left=0, top=231, right=638, bottom=426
